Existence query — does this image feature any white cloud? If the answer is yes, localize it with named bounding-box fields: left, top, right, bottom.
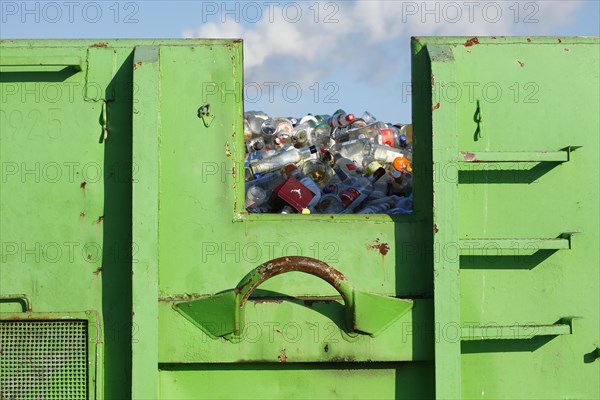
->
left=182, top=1, right=585, bottom=86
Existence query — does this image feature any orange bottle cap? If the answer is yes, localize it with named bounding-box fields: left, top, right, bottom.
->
left=393, top=157, right=412, bottom=173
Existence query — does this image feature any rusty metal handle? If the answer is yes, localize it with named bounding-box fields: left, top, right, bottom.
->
left=175, top=256, right=413, bottom=341
left=235, top=256, right=353, bottom=308
left=232, top=257, right=355, bottom=336
left=0, top=294, right=32, bottom=313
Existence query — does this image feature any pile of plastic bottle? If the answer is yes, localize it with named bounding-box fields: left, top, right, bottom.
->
left=244, top=109, right=413, bottom=215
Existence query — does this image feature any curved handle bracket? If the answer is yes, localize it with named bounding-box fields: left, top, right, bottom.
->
left=175, top=257, right=413, bottom=341
left=0, top=294, right=32, bottom=313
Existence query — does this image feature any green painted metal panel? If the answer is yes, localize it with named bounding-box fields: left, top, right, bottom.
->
left=146, top=39, right=434, bottom=398
left=2, top=37, right=598, bottom=400
left=413, top=36, right=600, bottom=399
left=0, top=40, right=138, bottom=400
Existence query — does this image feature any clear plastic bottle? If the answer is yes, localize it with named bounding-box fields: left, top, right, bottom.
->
left=261, top=118, right=277, bottom=146
left=361, top=111, right=377, bottom=125
left=315, top=194, right=345, bottom=214
left=358, top=195, right=411, bottom=214
left=389, top=170, right=413, bottom=196
left=387, top=193, right=413, bottom=214
left=363, top=142, right=412, bottom=164
left=331, top=138, right=369, bottom=165
left=311, top=123, right=332, bottom=147
left=346, top=121, right=387, bottom=142
left=274, top=118, right=294, bottom=135
left=331, top=126, right=350, bottom=143
left=293, top=118, right=316, bottom=147
left=350, top=119, right=367, bottom=130
left=245, top=170, right=286, bottom=192
left=315, top=114, right=331, bottom=124
left=246, top=111, right=269, bottom=136
left=246, top=186, right=267, bottom=208
left=291, top=130, right=309, bottom=148
left=248, top=145, right=317, bottom=176
left=301, top=159, right=331, bottom=187
left=246, top=137, right=267, bottom=162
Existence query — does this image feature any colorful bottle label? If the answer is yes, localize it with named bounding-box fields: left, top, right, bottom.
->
left=340, top=188, right=360, bottom=207
left=379, top=128, right=394, bottom=147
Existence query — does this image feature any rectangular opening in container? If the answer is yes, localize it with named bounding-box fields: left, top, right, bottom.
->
left=243, top=110, right=414, bottom=216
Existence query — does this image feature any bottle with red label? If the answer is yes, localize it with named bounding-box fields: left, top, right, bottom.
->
left=339, top=167, right=386, bottom=213
left=333, top=153, right=361, bottom=179
left=328, top=109, right=355, bottom=128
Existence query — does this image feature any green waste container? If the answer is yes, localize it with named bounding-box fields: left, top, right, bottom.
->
left=0, top=37, right=598, bottom=399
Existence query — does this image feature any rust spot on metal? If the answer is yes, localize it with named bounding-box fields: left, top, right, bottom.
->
left=434, top=224, right=439, bottom=234
left=558, top=38, right=562, bottom=43
left=237, top=257, right=349, bottom=306
left=133, top=61, right=142, bottom=70
left=564, top=48, right=570, bottom=52
left=324, top=344, right=329, bottom=352
left=431, top=73, right=435, bottom=88
left=464, top=37, right=479, bottom=47
left=158, top=294, right=202, bottom=302
left=80, top=212, right=86, bottom=218
left=527, top=38, right=532, bottom=43
left=462, top=152, right=477, bottom=162
left=225, top=142, right=232, bottom=157
left=80, top=181, right=87, bottom=189
left=96, top=216, right=104, bottom=224
left=93, top=267, right=102, bottom=275
left=91, top=42, right=108, bottom=48
left=233, top=39, right=242, bottom=43
left=367, top=239, right=390, bottom=256
left=491, top=36, right=497, bottom=39
left=278, top=348, right=287, bottom=363
left=517, top=60, right=525, bottom=67
left=432, top=102, right=440, bottom=111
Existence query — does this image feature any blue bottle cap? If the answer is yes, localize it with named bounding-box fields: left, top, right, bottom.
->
left=399, top=134, right=407, bottom=147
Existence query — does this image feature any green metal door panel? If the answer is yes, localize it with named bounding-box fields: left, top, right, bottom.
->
left=158, top=362, right=435, bottom=400
left=461, top=333, right=599, bottom=399
left=414, top=36, right=600, bottom=399
left=1, top=47, right=104, bottom=313
left=155, top=44, right=430, bottom=301
left=1, top=41, right=137, bottom=399
left=147, top=39, right=434, bottom=397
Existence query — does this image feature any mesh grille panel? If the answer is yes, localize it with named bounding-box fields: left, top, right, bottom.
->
left=0, top=321, right=88, bottom=400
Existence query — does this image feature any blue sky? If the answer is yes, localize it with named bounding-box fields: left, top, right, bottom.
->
left=2, top=1, right=599, bottom=122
